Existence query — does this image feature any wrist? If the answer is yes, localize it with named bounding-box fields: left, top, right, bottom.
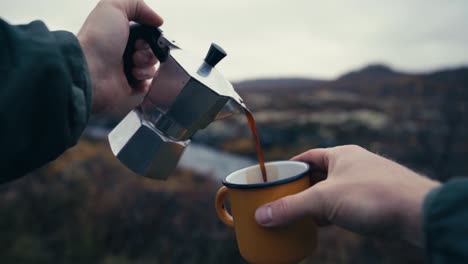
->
left=77, top=33, right=106, bottom=114
left=399, top=178, right=441, bottom=247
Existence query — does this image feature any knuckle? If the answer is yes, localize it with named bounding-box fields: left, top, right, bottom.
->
left=344, top=144, right=362, bottom=151
left=305, top=149, right=315, bottom=156
left=273, top=198, right=290, bottom=220
left=334, top=144, right=363, bottom=155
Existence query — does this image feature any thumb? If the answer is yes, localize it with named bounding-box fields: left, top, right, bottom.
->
left=126, top=0, right=164, bottom=26
left=255, top=184, right=328, bottom=227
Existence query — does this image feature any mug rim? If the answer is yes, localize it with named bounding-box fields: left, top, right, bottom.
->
left=222, top=160, right=310, bottom=190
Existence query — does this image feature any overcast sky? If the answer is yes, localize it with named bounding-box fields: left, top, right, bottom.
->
left=1, top=0, right=467, bottom=81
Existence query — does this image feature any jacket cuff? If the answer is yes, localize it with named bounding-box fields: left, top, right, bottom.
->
left=423, top=178, right=468, bottom=263
left=51, top=30, right=92, bottom=142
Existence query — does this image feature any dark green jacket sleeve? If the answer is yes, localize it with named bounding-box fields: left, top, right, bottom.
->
left=0, top=19, right=92, bottom=183
left=424, top=178, right=468, bottom=263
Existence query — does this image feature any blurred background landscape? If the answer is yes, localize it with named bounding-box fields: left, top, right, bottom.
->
left=1, top=64, right=467, bottom=263
left=1, top=0, right=468, bottom=263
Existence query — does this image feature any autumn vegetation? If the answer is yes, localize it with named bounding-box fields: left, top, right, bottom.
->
left=0, top=65, right=466, bottom=263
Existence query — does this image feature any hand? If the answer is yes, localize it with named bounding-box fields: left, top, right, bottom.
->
left=255, top=145, right=441, bottom=247
left=77, top=0, right=163, bottom=114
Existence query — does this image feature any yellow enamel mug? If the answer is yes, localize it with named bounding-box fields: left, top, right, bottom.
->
left=215, top=161, right=319, bottom=264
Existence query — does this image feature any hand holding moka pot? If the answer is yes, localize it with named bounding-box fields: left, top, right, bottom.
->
left=109, top=24, right=246, bottom=180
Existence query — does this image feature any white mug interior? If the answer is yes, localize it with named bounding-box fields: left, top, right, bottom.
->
left=225, top=161, right=309, bottom=185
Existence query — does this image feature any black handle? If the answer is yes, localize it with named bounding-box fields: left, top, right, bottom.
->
left=123, top=24, right=168, bottom=86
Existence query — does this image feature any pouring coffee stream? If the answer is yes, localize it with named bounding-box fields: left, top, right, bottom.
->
left=245, top=110, right=268, bottom=182
left=109, top=24, right=267, bottom=181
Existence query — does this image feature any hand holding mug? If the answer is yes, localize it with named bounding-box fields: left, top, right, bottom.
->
left=255, top=145, right=441, bottom=247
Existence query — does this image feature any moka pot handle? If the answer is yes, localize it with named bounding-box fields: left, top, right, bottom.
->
left=123, top=24, right=169, bottom=86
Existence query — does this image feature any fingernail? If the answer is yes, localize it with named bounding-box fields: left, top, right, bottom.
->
left=255, top=205, right=272, bottom=225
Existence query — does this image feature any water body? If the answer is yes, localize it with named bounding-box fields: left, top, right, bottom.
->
left=178, top=143, right=255, bottom=180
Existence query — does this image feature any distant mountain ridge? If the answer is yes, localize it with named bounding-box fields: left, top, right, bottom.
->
left=234, top=78, right=324, bottom=91
left=233, top=64, right=468, bottom=95
left=337, top=64, right=401, bottom=81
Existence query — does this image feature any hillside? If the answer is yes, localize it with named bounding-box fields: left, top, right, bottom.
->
left=1, top=64, right=467, bottom=263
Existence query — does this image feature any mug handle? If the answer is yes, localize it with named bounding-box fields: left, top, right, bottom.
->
left=215, top=186, right=234, bottom=227
left=307, top=162, right=328, bottom=186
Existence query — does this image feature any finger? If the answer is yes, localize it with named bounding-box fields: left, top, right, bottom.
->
left=133, top=48, right=157, bottom=67
left=130, top=79, right=152, bottom=95
left=132, top=65, right=158, bottom=80
left=135, top=39, right=150, bottom=50
left=255, top=183, right=330, bottom=227
left=126, top=0, right=164, bottom=26
left=291, top=148, right=331, bottom=171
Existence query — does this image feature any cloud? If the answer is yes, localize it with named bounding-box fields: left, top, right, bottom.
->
left=1, top=0, right=467, bottom=80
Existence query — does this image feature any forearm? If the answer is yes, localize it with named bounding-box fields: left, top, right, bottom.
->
left=0, top=19, right=91, bottom=182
